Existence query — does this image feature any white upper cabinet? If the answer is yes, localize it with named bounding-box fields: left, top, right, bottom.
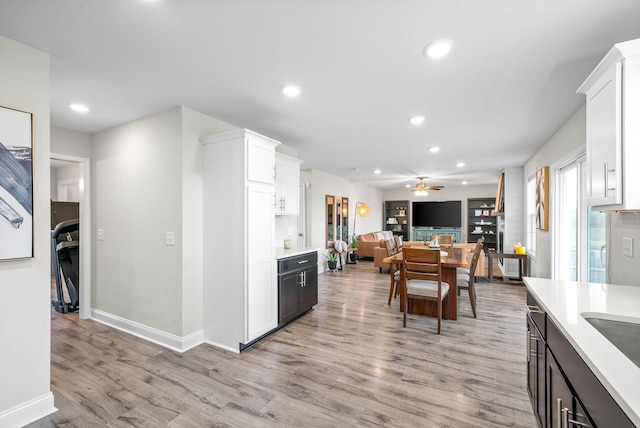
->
left=274, top=153, right=302, bottom=215
left=578, top=38, right=640, bottom=211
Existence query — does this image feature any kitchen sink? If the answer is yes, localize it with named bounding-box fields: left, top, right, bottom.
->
left=583, top=313, right=640, bottom=369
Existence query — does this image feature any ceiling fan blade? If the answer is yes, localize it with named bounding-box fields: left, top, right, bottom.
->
left=425, top=185, right=444, bottom=190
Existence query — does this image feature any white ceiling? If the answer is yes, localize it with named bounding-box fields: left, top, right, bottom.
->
left=2, top=1, right=640, bottom=189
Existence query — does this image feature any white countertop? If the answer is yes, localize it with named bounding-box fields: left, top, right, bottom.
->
left=524, top=277, right=640, bottom=426
left=274, top=247, right=320, bottom=260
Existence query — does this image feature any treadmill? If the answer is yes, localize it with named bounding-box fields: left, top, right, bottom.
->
left=51, top=219, right=80, bottom=313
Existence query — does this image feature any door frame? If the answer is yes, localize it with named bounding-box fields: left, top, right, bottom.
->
left=50, top=153, right=92, bottom=319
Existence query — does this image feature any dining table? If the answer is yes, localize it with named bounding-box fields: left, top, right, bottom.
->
left=383, top=244, right=473, bottom=320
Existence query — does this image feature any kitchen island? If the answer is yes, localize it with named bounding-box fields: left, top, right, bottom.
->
left=525, top=277, right=640, bottom=427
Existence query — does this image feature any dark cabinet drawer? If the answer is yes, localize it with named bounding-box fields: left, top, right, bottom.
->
left=278, top=252, right=317, bottom=273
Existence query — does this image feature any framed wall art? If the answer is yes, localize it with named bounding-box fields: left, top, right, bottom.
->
left=536, top=166, right=549, bottom=231
left=0, top=105, right=33, bottom=260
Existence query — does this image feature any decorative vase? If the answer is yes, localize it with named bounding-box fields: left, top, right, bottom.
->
left=349, top=252, right=357, bottom=262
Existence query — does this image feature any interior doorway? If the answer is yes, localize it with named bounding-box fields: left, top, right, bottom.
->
left=50, top=153, right=91, bottom=319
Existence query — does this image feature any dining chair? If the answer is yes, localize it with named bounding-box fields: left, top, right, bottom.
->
left=383, top=239, right=402, bottom=305
left=401, top=247, right=449, bottom=334
left=429, top=235, right=453, bottom=245
left=457, top=237, right=484, bottom=317
left=394, top=234, right=404, bottom=250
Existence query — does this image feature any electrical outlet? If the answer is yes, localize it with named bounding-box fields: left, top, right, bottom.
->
left=623, top=237, right=633, bottom=257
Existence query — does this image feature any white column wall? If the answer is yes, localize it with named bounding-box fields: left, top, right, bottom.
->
left=524, top=105, right=586, bottom=278
left=180, top=107, right=237, bottom=336
left=0, top=36, right=55, bottom=425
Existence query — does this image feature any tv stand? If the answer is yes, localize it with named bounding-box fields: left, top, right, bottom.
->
left=413, top=227, right=461, bottom=243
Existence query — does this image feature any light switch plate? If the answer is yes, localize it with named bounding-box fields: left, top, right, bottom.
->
left=97, top=229, right=104, bottom=241
left=623, top=237, right=633, bottom=257
left=166, top=232, right=175, bottom=246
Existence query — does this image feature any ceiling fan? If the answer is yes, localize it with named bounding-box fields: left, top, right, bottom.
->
left=410, top=177, right=444, bottom=195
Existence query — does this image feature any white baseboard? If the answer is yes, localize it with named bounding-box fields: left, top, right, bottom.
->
left=91, top=309, right=204, bottom=353
left=0, top=392, right=56, bottom=428
left=204, top=339, right=240, bottom=354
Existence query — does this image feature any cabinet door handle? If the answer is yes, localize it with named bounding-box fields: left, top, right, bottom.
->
left=527, top=332, right=538, bottom=361
left=567, top=416, right=589, bottom=427
left=557, top=398, right=577, bottom=428
left=604, top=163, right=608, bottom=197
left=297, top=260, right=309, bottom=264
left=525, top=304, right=543, bottom=315
left=273, top=194, right=276, bottom=208
left=557, top=398, right=566, bottom=428
left=604, top=162, right=616, bottom=196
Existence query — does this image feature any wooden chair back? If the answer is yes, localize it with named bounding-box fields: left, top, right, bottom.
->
left=394, top=235, right=404, bottom=250
left=382, top=238, right=398, bottom=256
left=468, top=237, right=485, bottom=278
left=459, top=236, right=484, bottom=318
left=403, top=247, right=441, bottom=282
left=401, top=247, right=448, bottom=333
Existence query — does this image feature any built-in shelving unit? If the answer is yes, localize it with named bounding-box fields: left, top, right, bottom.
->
left=467, top=197, right=497, bottom=251
left=384, top=200, right=409, bottom=241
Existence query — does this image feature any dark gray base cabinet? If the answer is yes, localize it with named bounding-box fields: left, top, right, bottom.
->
left=278, top=252, right=318, bottom=326
left=526, top=290, right=634, bottom=428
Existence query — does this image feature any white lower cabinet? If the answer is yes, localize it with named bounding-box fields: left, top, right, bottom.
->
left=201, top=129, right=279, bottom=352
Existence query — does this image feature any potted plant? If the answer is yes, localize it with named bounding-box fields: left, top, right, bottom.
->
left=324, top=251, right=339, bottom=270
left=348, top=235, right=359, bottom=263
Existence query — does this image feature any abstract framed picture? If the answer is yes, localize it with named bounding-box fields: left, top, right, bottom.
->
left=536, top=166, right=549, bottom=231
left=0, top=105, right=33, bottom=260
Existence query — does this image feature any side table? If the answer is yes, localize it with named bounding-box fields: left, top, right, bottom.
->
left=487, top=250, right=528, bottom=283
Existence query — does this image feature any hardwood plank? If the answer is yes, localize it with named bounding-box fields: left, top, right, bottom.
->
left=32, top=260, right=536, bottom=427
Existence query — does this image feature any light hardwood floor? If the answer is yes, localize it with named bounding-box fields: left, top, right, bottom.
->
left=32, top=260, right=536, bottom=427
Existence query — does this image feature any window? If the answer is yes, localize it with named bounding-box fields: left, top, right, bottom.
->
left=553, top=154, right=606, bottom=281
left=526, top=174, right=537, bottom=257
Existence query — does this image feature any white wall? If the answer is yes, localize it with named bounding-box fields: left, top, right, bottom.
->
left=609, top=213, right=640, bottom=284
left=304, top=169, right=384, bottom=265
left=524, top=105, right=586, bottom=278
left=0, top=36, right=56, bottom=425
left=51, top=126, right=91, bottom=158
left=92, top=107, right=185, bottom=335
left=51, top=163, right=80, bottom=201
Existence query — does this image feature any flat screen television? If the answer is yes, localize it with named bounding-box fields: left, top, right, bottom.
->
left=412, top=200, right=462, bottom=228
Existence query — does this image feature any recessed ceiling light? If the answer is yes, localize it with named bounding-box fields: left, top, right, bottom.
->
left=457, top=162, right=465, bottom=167
left=462, top=181, right=468, bottom=185
left=405, top=184, right=411, bottom=188
left=429, top=146, right=440, bottom=153
left=409, top=115, right=425, bottom=125
left=282, top=85, right=301, bottom=98
left=374, top=169, right=381, bottom=174
left=70, top=103, right=89, bottom=113
left=424, top=39, right=454, bottom=59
